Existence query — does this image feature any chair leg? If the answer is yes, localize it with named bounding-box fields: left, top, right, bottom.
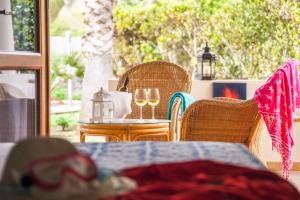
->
left=106, top=136, right=119, bottom=142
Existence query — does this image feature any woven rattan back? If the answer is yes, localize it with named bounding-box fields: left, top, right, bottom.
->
left=181, top=98, right=262, bottom=147
left=117, top=61, right=191, bottom=119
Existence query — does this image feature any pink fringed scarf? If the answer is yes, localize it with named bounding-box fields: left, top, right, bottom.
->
left=254, top=59, right=300, bottom=178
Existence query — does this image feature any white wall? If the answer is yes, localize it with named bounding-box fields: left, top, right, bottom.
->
left=0, top=0, right=14, bottom=51
left=109, top=79, right=300, bottom=162
left=50, top=36, right=82, bottom=55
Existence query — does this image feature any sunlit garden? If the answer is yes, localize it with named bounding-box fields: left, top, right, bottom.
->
left=48, top=0, right=300, bottom=139
left=2, top=0, right=300, bottom=194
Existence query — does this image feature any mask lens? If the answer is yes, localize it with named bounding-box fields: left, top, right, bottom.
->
left=29, top=153, right=97, bottom=189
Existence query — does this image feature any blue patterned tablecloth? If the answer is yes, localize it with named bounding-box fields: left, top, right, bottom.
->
left=75, top=141, right=265, bottom=171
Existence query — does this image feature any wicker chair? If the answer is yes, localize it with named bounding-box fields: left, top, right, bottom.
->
left=117, top=61, right=192, bottom=141
left=180, top=98, right=265, bottom=163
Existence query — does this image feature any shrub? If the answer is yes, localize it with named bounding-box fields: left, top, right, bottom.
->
left=50, top=52, right=84, bottom=97
left=11, top=0, right=35, bottom=51
left=113, top=0, right=300, bottom=79
left=52, top=87, right=67, bottom=100
left=50, top=112, right=79, bottom=129
left=56, top=117, right=70, bottom=131
left=72, top=90, right=82, bottom=100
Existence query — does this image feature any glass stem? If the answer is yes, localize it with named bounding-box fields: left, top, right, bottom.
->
left=152, top=106, right=155, bottom=120
left=140, top=106, right=143, bottom=120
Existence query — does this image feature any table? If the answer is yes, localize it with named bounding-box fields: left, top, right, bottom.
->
left=79, top=119, right=170, bottom=142
left=75, top=141, right=266, bottom=171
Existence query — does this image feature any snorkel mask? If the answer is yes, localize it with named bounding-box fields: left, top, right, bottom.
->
left=23, top=152, right=98, bottom=190
left=0, top=138, right=136, bottom=200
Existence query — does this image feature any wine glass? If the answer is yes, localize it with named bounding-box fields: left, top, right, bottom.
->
left=134, top=88, right=148, bottom=120
left=147, top=88, right=160, bottom=120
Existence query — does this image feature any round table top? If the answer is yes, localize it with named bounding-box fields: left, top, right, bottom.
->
left=80, top=119, right=171, bottom=125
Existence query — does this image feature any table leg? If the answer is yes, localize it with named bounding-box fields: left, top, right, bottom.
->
left=80, top=131, right=85, bottom=143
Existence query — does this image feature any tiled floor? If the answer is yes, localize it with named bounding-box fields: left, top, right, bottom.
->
left=273, top=171, right=300, bottom=191
left=51, top=126, right=105, bottom=143
left=286, top=172, right=300, bottom=191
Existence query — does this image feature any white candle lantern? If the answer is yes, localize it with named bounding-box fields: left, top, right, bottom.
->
left=91, top=87, right=113, bottom=122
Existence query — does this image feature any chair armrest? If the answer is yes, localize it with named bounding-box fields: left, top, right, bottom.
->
left=247, top=117, right=266, bottom=166
left=213, top=97, right=241, bottom=102
left=170, top=98, right=182, bottom=141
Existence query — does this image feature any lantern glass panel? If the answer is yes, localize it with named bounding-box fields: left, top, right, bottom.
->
left=94, top=103, right=100, bottom=117
left=92, top=101, right=113, bottom=122
left=211, top=60, right=215, bottom=76
left=103, top=101, right=113, bottom=118
left=202, top=60, right=211, bottom=77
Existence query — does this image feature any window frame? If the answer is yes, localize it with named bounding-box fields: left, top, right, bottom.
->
left=0, top=0, right=50, bottom=136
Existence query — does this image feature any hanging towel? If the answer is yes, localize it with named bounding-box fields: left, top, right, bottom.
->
left=254, top=59, right=300, bottom=178
left=167, top=92, right=195, bottom=120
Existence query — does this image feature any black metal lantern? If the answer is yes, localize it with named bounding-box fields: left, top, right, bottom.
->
left=197, top=42, right=216, bottom=80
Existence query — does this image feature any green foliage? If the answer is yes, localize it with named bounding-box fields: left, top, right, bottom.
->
left=49, top=1, right=85, bottom=37
left=117, top=0, right=151, bottom=6
left=52, top=87, right=68, bottom=100
left=114, top=0, right=300, bottom=79
left=72, top=90, right=82, bottom=100
left=50, top=19, right=85, bottom=36
left=11, top=0, right=35, bottom=51
left=51, top=52, right=84, bottom=100
left=49, top=0, right=65, bottom=22
left=56, top=117, right=70, bottom=131
left=52, top=87, right=82, bottom=100
left=63, top=52, right=85, bottom=77
left=51, top=52, right=84, bottom=85
left=51, top=112, right=79, bottom=130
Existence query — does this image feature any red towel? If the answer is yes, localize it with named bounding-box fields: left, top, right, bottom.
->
left=105, top=160, right=300, bottom=200
left=254, top=59, right=300, bottom=178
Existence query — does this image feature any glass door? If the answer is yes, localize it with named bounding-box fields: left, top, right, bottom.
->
left=0, top=0, right=49, bottom=142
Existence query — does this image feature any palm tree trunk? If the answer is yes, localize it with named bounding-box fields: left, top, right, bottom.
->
left=80, top=0, right=113, bottom=121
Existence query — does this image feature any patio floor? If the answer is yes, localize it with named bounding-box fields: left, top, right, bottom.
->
left=50, top=125, right=105, bottom=143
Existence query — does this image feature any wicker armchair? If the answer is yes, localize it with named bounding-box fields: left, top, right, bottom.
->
left=181, top=98, right=265, bottom=163
left=117, top=61, right=192, bottom=141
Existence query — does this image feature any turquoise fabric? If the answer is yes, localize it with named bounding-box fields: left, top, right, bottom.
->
left=167, top=92, right=195, bottom=120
